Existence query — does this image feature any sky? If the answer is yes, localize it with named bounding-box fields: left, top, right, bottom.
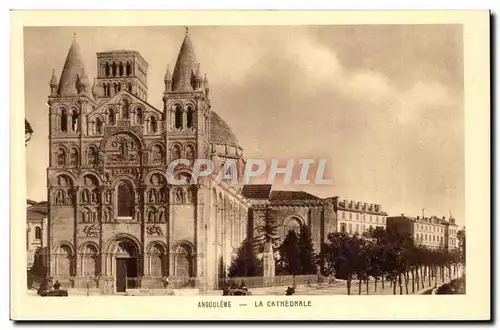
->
left=24, top=25, right=464, bottom=225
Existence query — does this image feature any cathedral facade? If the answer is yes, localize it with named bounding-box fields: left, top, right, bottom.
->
left=46, top=31, right=250, bottom=291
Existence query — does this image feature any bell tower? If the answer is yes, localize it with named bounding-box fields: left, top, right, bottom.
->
left=94, top=50, right=149, bottom=102
left=163, top=28, right=212, bottom=166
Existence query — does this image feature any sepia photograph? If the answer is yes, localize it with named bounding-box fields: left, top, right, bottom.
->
left=11, top=10, right=490, bottom=321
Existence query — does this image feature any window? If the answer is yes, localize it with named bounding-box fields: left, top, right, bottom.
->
left=117, top=181, right=134, bottom=217
left=71, top=110, right=79, bottom=132
left=342, top=211, right=345, bottom=219
left=126, top=62, right=132, bottom=76
left=340, top=222, right=346, bottom=233
left=35, top=226, right=42, bottom=240
left=355, top=224, right=359, bottom=233
left=187, top=106, right=194, bottom=128
left=95, top=117, right=102, bottom=135
left=105, top=63, right=110, bottom=77
left=348, top=223, right=352, bottom=234
left=175, top=106, right=183, bottom=129
left=349, top=213, right=352, bottom=220
left=111, top=62, right=117, bottom=77
left=60, top=109, right=68, bottom=132
left=119, top=63, right=124, bottom=76
left=135, top=108, right=143, bottom=125
left=150, top=116, right=158, bottom=133
left=108, top=109, right=116, bottom=125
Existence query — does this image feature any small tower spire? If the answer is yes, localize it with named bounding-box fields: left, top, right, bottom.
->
left=49, top=69, right=58, bottom=95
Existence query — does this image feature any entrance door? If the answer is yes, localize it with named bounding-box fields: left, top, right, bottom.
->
left=126, top=258, right=138, bottom=289
left=116, top=258, right=127, bottom=292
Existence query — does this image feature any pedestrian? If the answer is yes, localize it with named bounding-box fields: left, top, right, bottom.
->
left=53, top=280, right=61, bottom=291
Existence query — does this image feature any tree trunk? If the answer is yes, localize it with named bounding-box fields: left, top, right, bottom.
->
left=381, top=276, right=384, bottom=289
left=366, top=279, right=369, bottom=295
left=398, top=274, right=403, bottom=295
left=358, top=278, right=362, bottom=295
left=421, top=267, right=425, bottom=288
left=428, top=267, right=431, bottom=287
left=405, top=272, right=409, bottom=295
left=374, top=278, right=378, bottom=292
left=416, top=267, right=420, bottom=291
left=347, top=278, right=351, bottom=295
left=392, top=278, right=396, bottom=295
left=411, top=269, right=415, bottom=293
left=434, top=267, right=438, bottom=287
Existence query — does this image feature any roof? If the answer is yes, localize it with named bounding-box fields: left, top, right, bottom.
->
left=27, top=203, right=48, bottom=220
left=270, top=190, right=321, bottom=201
left=241, top=185, right=272, bottom=199
left=57, top=37, right=86, bottom=96
left=210, top=111, right=239, bottom=147
left=172, top=30, right=197, bottom=91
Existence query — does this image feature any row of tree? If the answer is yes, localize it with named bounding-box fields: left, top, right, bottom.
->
left=228, top=215, right=465, bottom=295
left=324, top=228, right=464, bottom=295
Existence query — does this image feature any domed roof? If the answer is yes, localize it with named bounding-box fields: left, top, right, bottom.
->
left=210, top=111, right=239, bottom=147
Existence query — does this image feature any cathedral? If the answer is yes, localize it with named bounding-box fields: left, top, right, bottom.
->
left=45, top=29, right=343, bottom=293
left=47, top=30, right=251, bottom=292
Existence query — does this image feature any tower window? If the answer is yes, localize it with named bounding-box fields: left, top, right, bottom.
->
left=111, top=62, right=117, bottom=77
left=117, top=181, right=135, bottom=217
left=60, top=109, right=68, bottom=132
left=71, top=110, right=79, bottom=132
left=105, top=63, right=110, bottom=77
left=187, top=106, right=194, bottom=128
left=150, top=116, right=158, bottom=133
left=175, top=106, right=183, bottom=129
left=127, top=82, right=132, bottom=92
left=135, top=108, right=143, bottom=125
left=119, top=63, right=124, bottom=77
left=126, top=62, right=132, bottom=76
left=103, top=84, right=109, bottom=97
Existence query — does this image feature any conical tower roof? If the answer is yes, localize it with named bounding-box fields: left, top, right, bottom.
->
left=171, top=28, right=198, bottom=91
left=57, top=35, right=87, bottom=96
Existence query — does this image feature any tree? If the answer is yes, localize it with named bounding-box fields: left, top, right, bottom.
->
left=228, top=239, right=262, bottom=278
left=25, top=119, right=33, bottom=145
left=276, top=230, right=301, bottom=275
left=297, top=224, right=319, bottom=275
left=253, top=208, right=280, bottom=252
left=324, top=232, right=361, bottom=295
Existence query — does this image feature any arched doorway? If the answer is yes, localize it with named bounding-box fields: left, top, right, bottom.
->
left=105, top=235, right=140, bottom=292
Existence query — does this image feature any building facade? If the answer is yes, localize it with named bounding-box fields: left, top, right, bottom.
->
left=334, top=198, right=388, bottom=235
left=387, top=215, right=459, bottom=250
left=46, top=31, right=250, bottom=291
left=26, top=200, right=49, bottom=271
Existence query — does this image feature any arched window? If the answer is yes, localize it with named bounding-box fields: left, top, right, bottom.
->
left=127, top=82, right=132, bottom=92
left=111, top=62, right=117, bottom=77
left=150, top=116, right=157, bottom=133
left=117, top=181, right=134, bottom=217
left=119, top=63, right=124, bottom=76
left=113, top=83, right=119, bottom=94
left=35, top=226, right=42, bottom=240
left=105, top=63, right=110, bottom=77
left=175, top=106, right=183, bottom=129
left=69, top=147, right=79, bottom=166
left=95, top=117, right=103, bottom=135
left=60, top=109, right=68, bottom=132
left=71, top=110, right=79, bottom=132
left=121, top=99, right=130, bottom=119
left=126, top=62, right=132, bottom=76
left=108, top=109, right=116, bottom=125
left=187, top=106, right=194, bottom=128
left=135, top=108, right=143, bottom=125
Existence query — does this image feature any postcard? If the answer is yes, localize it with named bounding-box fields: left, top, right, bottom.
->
left=11, top=10, right=490, bottom=321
